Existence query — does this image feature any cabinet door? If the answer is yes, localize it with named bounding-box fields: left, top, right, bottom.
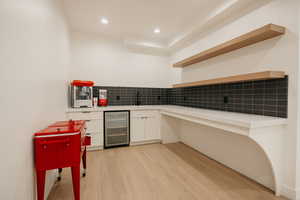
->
left=86, top=119, right=102, bottom=133
left=131, top=117, right=146, bottom=142
left=87, top=132, right=103, bottom=150
left=89, top=132, right=101, bottom=147
left=145, top=116, right=160, bottom=140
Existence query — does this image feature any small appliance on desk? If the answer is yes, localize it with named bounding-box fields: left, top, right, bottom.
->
left=70, top=80, right=94, bottom=108
left=98, top=89, right=108, bottom=106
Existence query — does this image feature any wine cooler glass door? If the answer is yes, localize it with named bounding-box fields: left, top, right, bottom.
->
left=104, top=111, right=129, bottom=148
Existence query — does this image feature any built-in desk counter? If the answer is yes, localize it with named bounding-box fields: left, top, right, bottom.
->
left=158, top=106, right=286, bottom=197
left=159, top=105, right=287, bottom=135
left=67, top=105, right=287, bottom=196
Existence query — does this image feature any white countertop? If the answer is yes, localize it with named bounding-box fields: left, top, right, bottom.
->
left=66, top=105, right=287, bottom=129
left=66, top=105, right=163, bottom=112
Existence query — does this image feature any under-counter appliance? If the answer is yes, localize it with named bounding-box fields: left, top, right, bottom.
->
left=104, top=111, right=130, bottom=148
left=71, top=80, right=94, bottom=108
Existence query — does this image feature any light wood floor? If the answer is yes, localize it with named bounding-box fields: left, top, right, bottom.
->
left=47, top=143, right=287, bottom=200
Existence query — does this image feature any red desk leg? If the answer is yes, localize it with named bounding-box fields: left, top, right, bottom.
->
left=71, top=165, right=80, bottom=200
left=82, top=147, right=87, bottom=177
left=36, top=170, right=46, bottom=200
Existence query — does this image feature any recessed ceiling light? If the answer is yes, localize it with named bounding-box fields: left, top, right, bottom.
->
left=100, top=17, right=109, bottom=24
left=154, top=28, right=160, bottom=34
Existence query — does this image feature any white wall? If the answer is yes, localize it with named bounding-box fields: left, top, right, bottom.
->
left=70, top=32, right=178, bottom=88
left=0, top=0, right=70, bottom=199
left=296, top=1, right=300, bottom=198
left=171, top=0, right=299, bottom=198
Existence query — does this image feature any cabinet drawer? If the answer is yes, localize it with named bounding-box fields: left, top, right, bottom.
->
left=131, top=111, right=158, bottom=118
left=86, top=120, right=103, bottom=133
left=67, top=111, right=103, bottom=120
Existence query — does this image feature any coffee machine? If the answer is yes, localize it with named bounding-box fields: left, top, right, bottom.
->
left=70, top=80, right=94, bottom=108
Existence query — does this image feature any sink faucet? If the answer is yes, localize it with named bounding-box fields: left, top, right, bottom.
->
left=136, top=91, right=141, bottom=105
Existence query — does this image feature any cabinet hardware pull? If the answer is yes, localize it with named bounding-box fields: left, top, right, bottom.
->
left=82, top=111, right=91, bottom=113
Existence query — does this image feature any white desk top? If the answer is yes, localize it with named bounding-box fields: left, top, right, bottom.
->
left=67, top=105, right=287, bottom=129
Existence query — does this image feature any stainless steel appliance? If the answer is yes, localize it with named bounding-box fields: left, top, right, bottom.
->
left=70, top=80, right=94, bottom=108
left=104, top=111, right=130, bottom=148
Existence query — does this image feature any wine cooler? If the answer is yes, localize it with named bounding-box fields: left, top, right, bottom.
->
left=104, top=110, right=130, bottom=148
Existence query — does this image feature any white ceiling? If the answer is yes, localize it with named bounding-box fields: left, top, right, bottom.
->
left=62, top=0, right=272, bottom=53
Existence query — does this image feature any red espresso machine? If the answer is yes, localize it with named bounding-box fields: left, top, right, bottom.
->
left=34, top=120, right=90, bottom=200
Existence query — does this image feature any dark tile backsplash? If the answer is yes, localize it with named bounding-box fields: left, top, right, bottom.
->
left=93, top=76, right=288, bottom=118
left=93, top=86, right=169, bottom=106
left=168, top=76, right=288, bottom=118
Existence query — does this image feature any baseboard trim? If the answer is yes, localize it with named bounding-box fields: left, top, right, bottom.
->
left=87, top=141, right=162, bottom=150
left=280, top=184, right=298, bottom=200
left=130, top=140, right=161, bottom=146
left=87, top=145, right=103, bottom=151
left=297, top=188, right=300, bottom=200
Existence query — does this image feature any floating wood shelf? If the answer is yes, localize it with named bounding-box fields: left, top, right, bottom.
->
left=173, top=71, right=285, bottom=88
left=173, top=24, right=286, bottom=68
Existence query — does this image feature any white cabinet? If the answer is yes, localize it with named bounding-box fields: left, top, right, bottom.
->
left=86, top=119, right=102, bottom=133
left=131, top=116, right=146, bottom=142
left=66, top=109, right=161, bottom=148
left=66, top=111, right=103, bottom=150
left=131, top=111, right=160, bottom=144
left=88, top=132, right=103, bottom=147
left=145, top=115, right=160, bottom=141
